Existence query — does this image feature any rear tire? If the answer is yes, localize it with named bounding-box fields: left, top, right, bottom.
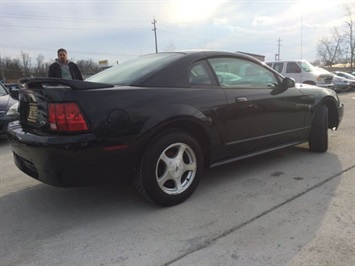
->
left=309, top=104, right=328, bottom=152
left=134, top=130, right=203, bottom=206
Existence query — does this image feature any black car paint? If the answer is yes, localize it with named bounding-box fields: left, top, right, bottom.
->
left=7, top=51, right=344, bottom=188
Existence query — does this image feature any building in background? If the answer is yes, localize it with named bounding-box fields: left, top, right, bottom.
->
left=237, top=51, right=265, bottom=62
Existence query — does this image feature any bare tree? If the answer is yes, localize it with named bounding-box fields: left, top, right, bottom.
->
left=1, top=54, right=102, bottom=81
left=33, top=54, right=51, bottom=77
left=20, top=51, right=31, bottom=77
left=0, top=57, right=23, bottom=82
left=164, top=41, right=176, bottom=52
left=343, top=2, right=355, bottom=69
left=76, top=59, right=100, bottom=77
left=317, top=28, right=345, bottom=66
left=33, top=54, right=47, bottom=77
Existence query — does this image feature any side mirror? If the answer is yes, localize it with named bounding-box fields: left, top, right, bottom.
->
left=281, top=77, right=295, bottom=89
left=271, top=77, right=296, bottom=95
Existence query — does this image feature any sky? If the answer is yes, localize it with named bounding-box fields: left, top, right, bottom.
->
left=0, top=0, right=353, bottom=66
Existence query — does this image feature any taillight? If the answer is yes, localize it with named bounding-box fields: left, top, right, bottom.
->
left=48, top=103, right=89, bottom=132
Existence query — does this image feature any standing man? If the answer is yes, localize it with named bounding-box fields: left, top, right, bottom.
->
left=48, top=48, right=83, bottom=80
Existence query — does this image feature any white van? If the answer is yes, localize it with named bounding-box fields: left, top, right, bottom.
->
left=266, top=60, right=333, bottom=88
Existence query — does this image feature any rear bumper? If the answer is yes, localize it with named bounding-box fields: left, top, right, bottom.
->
left=7, top=121, right=139, bottom=187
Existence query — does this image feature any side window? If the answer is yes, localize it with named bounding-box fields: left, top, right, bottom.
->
left=273, top=62, right=284, bottom=73
left=208, top=57, right=278, bottom=88
left=0, top=84, right=7, bottom=94
left=189, top=63, right=213, bottom=86
left=286, top=62, right=301, bottom=73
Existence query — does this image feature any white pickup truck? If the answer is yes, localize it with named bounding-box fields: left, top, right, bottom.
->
left=266, top=60, right=333, bottom=88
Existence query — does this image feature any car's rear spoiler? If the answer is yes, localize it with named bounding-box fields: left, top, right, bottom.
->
left=18, top=77, right=114, bottom=90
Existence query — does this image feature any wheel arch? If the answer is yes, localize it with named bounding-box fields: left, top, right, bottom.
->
left=323, top=98, right=339, bottom=128
left=145, top=117, right=214, bottom=168
left=303, top=80, right=316, bottom=85
left=319, top=97, right=340, bottom=129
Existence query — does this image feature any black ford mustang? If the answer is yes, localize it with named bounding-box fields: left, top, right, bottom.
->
left=7, top=51, right=344, bottom=206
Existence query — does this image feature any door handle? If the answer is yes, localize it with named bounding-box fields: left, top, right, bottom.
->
left=235, top=97, right=248, bottom=102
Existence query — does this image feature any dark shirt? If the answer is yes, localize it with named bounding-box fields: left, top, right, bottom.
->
left=48, top=61, right=83, bottom=80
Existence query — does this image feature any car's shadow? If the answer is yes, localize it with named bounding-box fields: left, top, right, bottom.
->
left=0, top=143, right=340, bottom=214
left=1, top=143, right=309, bottom=209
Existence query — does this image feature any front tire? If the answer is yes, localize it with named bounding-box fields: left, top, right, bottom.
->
left=309, top=104, right=328, bottom=152
left=134, top=130, right=203, bottom=206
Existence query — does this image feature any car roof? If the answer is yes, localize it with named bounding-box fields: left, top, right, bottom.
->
left=133, top=50, right=268, bottom=87
left=86, top=50, right=277, bottom=88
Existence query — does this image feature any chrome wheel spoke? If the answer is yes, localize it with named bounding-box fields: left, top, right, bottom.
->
left=176, top=145, right=186, bottom=160
left=159, top=153, right=172, bottom=165
left=184, top=161, right=196, bottom=172
left=157, top=171, right=173, bottom=189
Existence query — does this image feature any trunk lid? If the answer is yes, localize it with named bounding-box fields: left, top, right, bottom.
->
left=17, top=78, right=113, bottom=131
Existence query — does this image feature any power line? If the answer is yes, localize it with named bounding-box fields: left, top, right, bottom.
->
left=1, top=24, right=149, bottom=31
left=1, top=44, right=142, bottom=58
left=2, top=13, right=148, bottom=24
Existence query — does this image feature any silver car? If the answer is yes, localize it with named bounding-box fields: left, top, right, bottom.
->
left=0, top=83, right=18, bottom=137
left=332, top=74, right=352, bottom=92
left=333, top=71, right=355, bottom=91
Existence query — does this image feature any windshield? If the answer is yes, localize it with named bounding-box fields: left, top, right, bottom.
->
left=86, top=53, right=184, bottom=85
left=299, top=61, right=316, bottom=72
left=339, top=72, right=355, bottom=79
left=0, top=83, right=8, bottom=95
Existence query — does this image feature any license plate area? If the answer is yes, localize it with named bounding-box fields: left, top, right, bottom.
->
left=27, top=103, right=38, bottom=123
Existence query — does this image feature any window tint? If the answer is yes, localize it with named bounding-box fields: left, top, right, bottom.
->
left=208, top=57, right=278, bottom=88
left=286, top=62, right=301, bottom=73
left=189, top=63, right=213, bottom=86
left=86, top=53, right=184, bottom=85
left=273, top=62, right=284, bottom=73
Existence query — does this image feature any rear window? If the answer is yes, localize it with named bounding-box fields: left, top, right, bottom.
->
left=86, top=53, right=184, bottom=85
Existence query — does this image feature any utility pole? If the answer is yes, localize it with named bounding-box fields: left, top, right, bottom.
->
left=152, top=18, right=158, bottom=53
left=275, top=38, right=281, bottom=61
left=300, top=17, right=303, bottom=60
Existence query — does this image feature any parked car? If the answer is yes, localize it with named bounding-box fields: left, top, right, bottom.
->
left=332, top=71, right=355, bottom=91
left=331, top=74, right=352, bottom=92
left=0, top=83, right=18, bottom=137
left=7, top=51, right=344, bottom=206
left=4, top=83, right=23, bottom=93
left=266, top=60, right=333, bottom=88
